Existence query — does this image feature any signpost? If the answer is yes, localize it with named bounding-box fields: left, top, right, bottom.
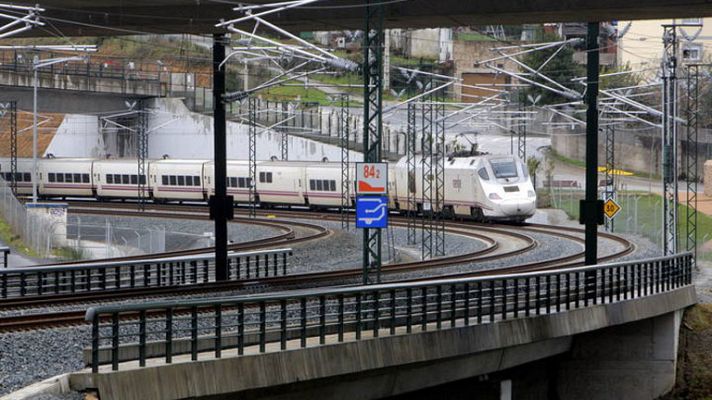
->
left=603, top=198, right=622, bottom=220
left=356, top=196, right=389, bottom=228
left=356, top=162, right=388, bottom=195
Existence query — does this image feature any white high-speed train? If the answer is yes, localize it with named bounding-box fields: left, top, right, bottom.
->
left=0, top=154, right=536, bottom=222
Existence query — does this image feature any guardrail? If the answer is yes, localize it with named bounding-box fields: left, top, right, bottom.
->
left=0, top=246, right=9, bottom=268
left=85, top=253, right=693, bottom=372
left=0, top=248, right=292, bottom=299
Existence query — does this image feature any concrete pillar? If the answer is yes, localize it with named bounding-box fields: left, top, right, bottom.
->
left=557, top=310, right=683, bottom=400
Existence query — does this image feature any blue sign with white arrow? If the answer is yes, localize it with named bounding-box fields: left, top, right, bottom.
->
left=356, top=196, right=389, bottom=229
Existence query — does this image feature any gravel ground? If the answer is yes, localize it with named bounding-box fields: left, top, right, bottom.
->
left=67, top=214, right=278, bottom=254
left=0, top=216, right=670, bottom=398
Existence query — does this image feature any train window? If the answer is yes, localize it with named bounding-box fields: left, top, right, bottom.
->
left=162, top=176, right=168, bottom=185
left=122, top=175, right=130, bottom=184
left=66, top=174, right=73, bottom=183
left=309, top=180, right=315, bottom=191
left=114, top=174, right=121, bottom=184
left=477, top=168, right=489, bottom=181
left=131, top=175, right=138, bottom=184
left=316, top=180, right=323, bottom=191
left=177, top=175, right=185, bottom=186
left=139, top=175, right=146, bottom=185
left=24, top=173, right=31, bottom=182
left=238, top=177, right=245, bottom=188
left=170, top=176, right=177, bottom=185
left=329, top=180, right=336, bottom=191
left=48, top=173, right=55, bottom=182
left=490, top=160, right=518, bottom=179
left=185, top=176, right=193, bottom=186
left=106, top=175, right=113, bottom=184
left=83, top=174, right=90, bottom=183
left=193, top=176, right=200, bottom=186
left=408, top=172, right=416, bottom=193
left=57, top=173, right=64, bottom=183
left=260, top=172, right=273, bottom=183
left=74, top=173, right=81, bottom=183
left=230, top=177, right=237, bottom=188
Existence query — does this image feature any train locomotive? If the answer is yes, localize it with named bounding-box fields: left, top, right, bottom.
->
left=0, top=154, right=536, bottom=222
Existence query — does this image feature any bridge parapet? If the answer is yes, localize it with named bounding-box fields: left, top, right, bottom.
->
left=83, top=253, right=693, bottom=373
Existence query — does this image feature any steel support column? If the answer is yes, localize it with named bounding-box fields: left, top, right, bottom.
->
left=212, top=33, right=229, bottom=281
left=581, top=22, right=603, bottom=267
left=406, top=101, right=417, bottom=245
left=362, top=1, right=384, bottom=284
left=684, top=64, right=699, bottom=264
left=248, top=96, right=257, bottom=218
left=604, top=124, right=616, bottom=232
left=662, top=24, right=679, bottom=255
left=517, top=100, right=527, bottom=161
left=434, top=85, right=446, bottom=257
left=339, top=94, right=351, bottom=230
left=0, top=102, right=18, bottom=194
left=137, top=100, right=149, bottom=211
left=421, top=90, right=434, bottom=260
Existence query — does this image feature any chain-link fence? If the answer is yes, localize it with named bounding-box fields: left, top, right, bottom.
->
left=0, top=177, right=55, bottom=258
left=62, top=217, right=166, bottom=260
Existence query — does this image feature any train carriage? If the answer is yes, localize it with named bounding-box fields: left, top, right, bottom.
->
left=473, top=155, right=536, bottom=221
left=256, top=161, right=308, bottom=206
left=38, top=158, right=95, bottom=198
left=203, top=160, right=255, bottom=203
left=150, top=159, right=207, bottom=202
left=93, top=159, right=150, bottom=199
left=304, top=163, right=344, bottom=207
left=0, top=158, right=35, bottom=195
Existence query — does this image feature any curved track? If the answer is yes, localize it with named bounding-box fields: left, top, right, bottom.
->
left=0, top=201, right=636, bottom=332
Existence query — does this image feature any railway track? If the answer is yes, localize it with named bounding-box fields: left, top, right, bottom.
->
left=0, top=201, right=635, bottom=332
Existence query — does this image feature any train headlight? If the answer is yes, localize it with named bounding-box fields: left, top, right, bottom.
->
left=528, top=190, right=536, bottom=198
left=488, top=193, right=502, bottom=200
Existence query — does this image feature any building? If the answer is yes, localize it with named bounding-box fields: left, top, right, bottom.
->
left=617, top=18, right=709, bottom=72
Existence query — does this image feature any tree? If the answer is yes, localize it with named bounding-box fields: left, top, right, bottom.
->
left=519, top=33, right=584, bottom=105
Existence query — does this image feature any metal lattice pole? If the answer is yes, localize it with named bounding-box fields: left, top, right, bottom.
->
left=137, top=100, right=149, bottom=211
left=0, top=102, right=18, bottom=195
left=434, top=85, right=446, bottom=256
left=281, top=101, right=289, bottom=160
left=661, top=24, right=679, bottom=256
left=604, top=124, right=616, bottom=232
left=406, top=101, right=417, bottom=245
left=685, top=64, right=699, bottom=264
left=421, top=83, right=434, bottom=260
left=362, top=1, right=384, bottom=284
left=339, top=94, right=351, bottom=229
left=517, top=101, right=527, bottom=162
left=248, top=96, right=257, bottom=218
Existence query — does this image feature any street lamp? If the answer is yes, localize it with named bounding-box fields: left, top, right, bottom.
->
left=31, top=55, right=87, bottom=203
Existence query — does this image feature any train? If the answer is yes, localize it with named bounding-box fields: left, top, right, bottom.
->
left=0, top=154, right=536, bottom=222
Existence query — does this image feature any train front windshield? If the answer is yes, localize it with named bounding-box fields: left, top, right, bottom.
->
left=489, top=159, right=519, bottom=179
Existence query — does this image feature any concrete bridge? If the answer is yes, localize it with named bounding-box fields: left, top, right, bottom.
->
left=56, top=254, right=695, bottom=400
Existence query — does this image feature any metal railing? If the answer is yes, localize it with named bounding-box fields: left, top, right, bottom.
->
left=0, top=246, right=9, bottom=268
left=0, top=248, right=292, bottom=299
left=85, top=253, right=693, bottom=372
